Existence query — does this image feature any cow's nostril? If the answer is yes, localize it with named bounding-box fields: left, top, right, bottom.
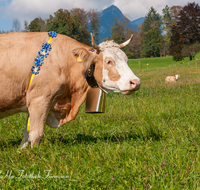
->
left=130, top=80, right=136, bottom=88
left=130, top=79, right=140, bottom=90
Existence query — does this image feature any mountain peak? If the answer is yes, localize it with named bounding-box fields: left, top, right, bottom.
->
left=98, top=5, right=144, bottom=41
left=106, top=5, right=120, bottom=11
left=102, top=5, right=123, bottom=15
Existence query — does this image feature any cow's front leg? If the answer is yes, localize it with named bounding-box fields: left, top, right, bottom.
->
left=27, top=96, right=51, bottom=148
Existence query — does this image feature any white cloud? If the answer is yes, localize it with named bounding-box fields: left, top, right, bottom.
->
left=0, top=0, right=194, bottom=28
left=113, top=0, right=191, bottom=20
left=0, top=0, right=114, bottom=22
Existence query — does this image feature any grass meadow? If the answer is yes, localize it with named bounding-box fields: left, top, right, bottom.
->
left=1, top=54, right=200, bottom=189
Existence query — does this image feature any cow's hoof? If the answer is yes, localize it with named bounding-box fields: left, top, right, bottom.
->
left=30, top=141, right=41, bottom=149
left=20, top=141, right=29, bottom=149
left=29, top=136, right=43, bottom=148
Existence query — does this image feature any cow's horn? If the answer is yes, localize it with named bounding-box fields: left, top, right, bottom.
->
left=119, top=34, right=133, bottom=48
left=90, top=33, right=96, bottom=47
left=90, top=33, right=100, bottom=53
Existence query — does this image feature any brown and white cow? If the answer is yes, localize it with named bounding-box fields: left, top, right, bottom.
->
left=0, top=32, right=140, bottom=148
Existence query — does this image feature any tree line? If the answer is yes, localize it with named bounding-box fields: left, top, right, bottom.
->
left=1, top=2, right=200, bottom=61
left=0, top=8, right=100, bottom=46
left=28, top=8, right=100, bottom=45
left=103, top=2, right=200, bottom=61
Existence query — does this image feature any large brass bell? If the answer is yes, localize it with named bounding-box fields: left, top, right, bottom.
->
left=85, top=88, right=106, bottom=113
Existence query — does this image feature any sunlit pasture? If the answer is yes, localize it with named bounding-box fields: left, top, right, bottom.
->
left=1, top=54, right=200, bottom=189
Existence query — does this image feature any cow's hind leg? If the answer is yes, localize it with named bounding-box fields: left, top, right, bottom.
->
left=20, top=117, right=30, bottom=149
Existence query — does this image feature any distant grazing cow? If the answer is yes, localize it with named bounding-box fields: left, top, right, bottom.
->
left=0, top=32, right=140, bottom=148
left=165, top=75, right=179, bottom=83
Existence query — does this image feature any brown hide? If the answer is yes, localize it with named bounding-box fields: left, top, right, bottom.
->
left=104, top=57, right=121, bottom=82
left=0, top=32, right=102, bottom=126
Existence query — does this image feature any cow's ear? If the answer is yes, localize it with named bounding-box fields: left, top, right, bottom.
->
left=72, top=48, right=94, bottom=72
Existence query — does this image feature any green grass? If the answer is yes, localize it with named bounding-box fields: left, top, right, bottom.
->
left=128, top=53, right=200, bottom=71
left=1, top=55, right=200, bottom=189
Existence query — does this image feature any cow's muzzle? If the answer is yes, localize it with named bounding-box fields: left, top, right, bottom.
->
left=121, top=79, right=141, bottom=95
left=130, top=79, right=140, bottom=91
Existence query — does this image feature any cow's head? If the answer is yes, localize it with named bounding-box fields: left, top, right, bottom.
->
left=72, top=34, right=140, bottom=95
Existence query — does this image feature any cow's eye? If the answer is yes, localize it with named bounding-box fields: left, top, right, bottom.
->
left=107, top=60, right=113, bottom=65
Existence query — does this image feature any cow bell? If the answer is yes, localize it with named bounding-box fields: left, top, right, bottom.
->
left=85, top=88, right=106, bottom=113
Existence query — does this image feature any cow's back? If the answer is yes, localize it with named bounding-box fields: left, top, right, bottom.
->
left=0, top=32, right=82, bottom=118
left=0, top=33, right=49, bottom=113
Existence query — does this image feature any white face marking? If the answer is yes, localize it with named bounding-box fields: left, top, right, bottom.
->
left=101, top=48, right=140, bottom=93
left=103, top=68, right=119, bottom=92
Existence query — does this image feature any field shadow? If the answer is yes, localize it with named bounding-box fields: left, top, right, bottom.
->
left=0, top=138, right=21, bottom=150
left=49, top=129, right=162, bottom=145
left=0, top=128, right=163, bottom=149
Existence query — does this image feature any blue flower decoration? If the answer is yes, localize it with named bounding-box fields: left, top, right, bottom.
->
left=34, top=56, right=44, bottom=67
left=42, top=43, right=51, bottom=52
left=38, top=49, right=49, bottom=58
left=48, top=31, right=57, bottom=38
left=31, top=32, right=57, bottom=74
left=31, top=66, right=40, bottom=75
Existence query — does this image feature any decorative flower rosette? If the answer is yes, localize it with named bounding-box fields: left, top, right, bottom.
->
left=31, top=31, right=58, bottom=74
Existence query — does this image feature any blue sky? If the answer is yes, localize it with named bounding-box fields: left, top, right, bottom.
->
left=0, top=0, right=191, bottom=32
left=0, top=0, right=12, bottom=31
left=0, top=16, right=12, bottom=32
